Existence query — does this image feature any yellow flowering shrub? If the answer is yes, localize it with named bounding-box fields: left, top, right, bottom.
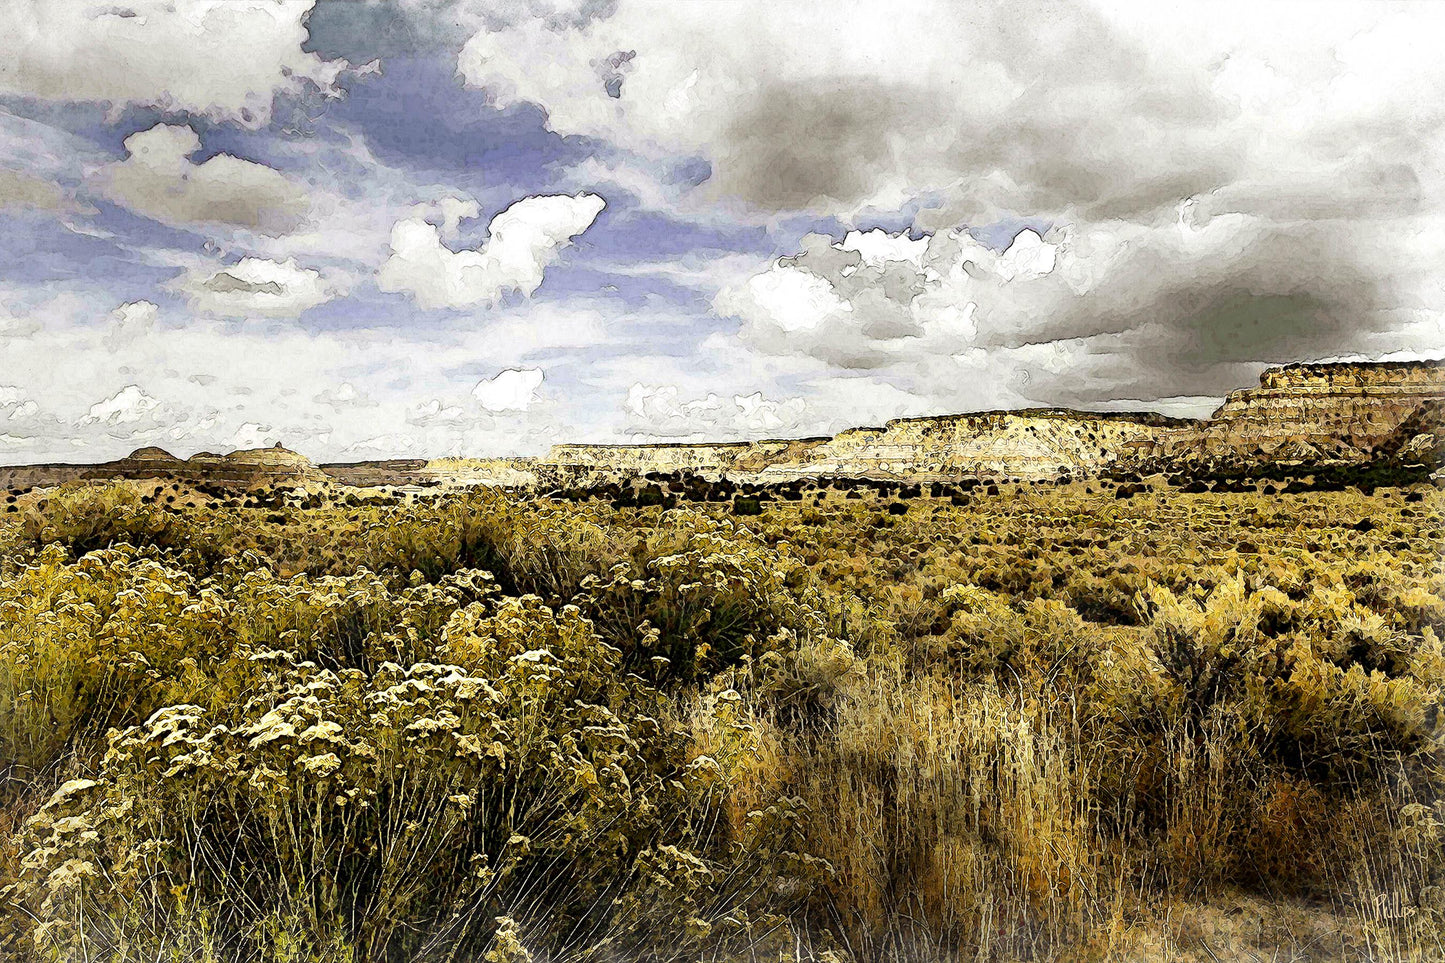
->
left=0, top=479, right=1440, bottom=961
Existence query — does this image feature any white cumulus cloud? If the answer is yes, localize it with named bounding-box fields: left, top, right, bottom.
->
left=472, top=368, right=545, bottom=412
left=714, top=264, right=851, bottom=335
left=377, top=193, right=606, bottom=310
left=624, top=383, right=808, bottom=440
left=104, top=300, right=157, bottom=349
left=0, top=0, right=344, bottom=126
left=82, top=385, right=160, bottom=426
left=840, top=229, right=930, bottom=269
left=313, top=382, right=376, bottom=409
left=231, top=422, right=277, bottom=450
left=179, top=257, right=336, bottom=318
left=409, top=398, right=470, bottom=427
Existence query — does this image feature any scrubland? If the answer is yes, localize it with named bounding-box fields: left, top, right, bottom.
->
left=1, top=479, right=1441, bottom=962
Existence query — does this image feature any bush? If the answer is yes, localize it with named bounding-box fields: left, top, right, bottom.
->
left=16, top=599, right=813, bottom=962
left=20, top=486, right=175, bottom=557
left=2, top=480, right=1441, bottom=962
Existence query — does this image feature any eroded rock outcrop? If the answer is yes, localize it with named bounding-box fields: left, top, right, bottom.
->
left=544, top=412, right=1195, bottom=482
left=1156, top=361, right=1445, bottom=469
left=538, top=361, right=1442, bottom=483
left=541, top=438, right=836, bottom=484
left=4, top=360, right=1440, bottom=492
left=84, top=443, right=328, bottom=489
left=759, top=410, right=1196, bottom=480
left=545, top=442, right=754, bottom=483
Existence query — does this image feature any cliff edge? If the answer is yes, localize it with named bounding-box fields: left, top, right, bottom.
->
left=1155, top=360, right=1445, bottom=469
left=541, top=360, right=1444, bottom=483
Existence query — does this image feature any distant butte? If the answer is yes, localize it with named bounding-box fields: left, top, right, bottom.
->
left=539, top=360, right=1444, bottom=484
left=0, top=360, right=1440, bottom=491
left=76, top=444, right=328, bottom=490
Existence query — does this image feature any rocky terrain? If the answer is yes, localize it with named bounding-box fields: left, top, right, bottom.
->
left=321, top=457, right=539, bottom=489
left=0, top=443, right=329, bottom=492
left=755, top=409, right=1197, bottom=481
left=541, top=439, right=830, bottom=485
left=544, top=360, right=1443, bottom=484
left=2, top=360, right=1440, bottom=493
left=1153, top=361, right=1445, bottom=470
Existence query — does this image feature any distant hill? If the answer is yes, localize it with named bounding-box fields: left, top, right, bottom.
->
left=541, top=361, right=1444, bottom=483
left=2, top=360, right=1441, bottom=491
left=0, top=442, right=327, bottom=491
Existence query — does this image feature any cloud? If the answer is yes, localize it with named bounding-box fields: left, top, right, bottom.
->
left=81, top=385, right=160, bottom=426
left=7, top=401, right=39, bottom=422
left=713, top=201, right=1444, bottom=406
left=714, top=227, right=1031, bottom=370
left=314, top=382, right=376, bottom=409
left=178, top=257, right=337, bottom=318
left=452, top=2, right=1178, bottom=213
left=0, top=0, right=344, bottom=126
left=0, top=302, right=40, bottom=339
left=0, top=385, right=39, bottom=426
left=453, top=1, right=1445, bottom=220
left=716, top=265, right=852, bottom=335
left=624, top=383, right=808, bottom=440
left=97, top=124, right=309, bottom=234
left=408, top=398, right=470, bottom=427
left=340, top=432, right=418, bottom=457
left=841, top=229, right=929, bottom=270
left=104, top=299, right=157, bottom=349
left=377, top=193, right=606, bottom=309
left=0, top=168, right=65, bottom=211
left=472, top=368, right=545, bottom=411
left=448, top=0, right=1444, bottom=399
left=231, top=422, right=277, bottom=450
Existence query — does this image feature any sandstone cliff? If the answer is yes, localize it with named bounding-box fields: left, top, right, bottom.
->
left=84, top=443, right=328, bottom=489
left=321, top=459, right=430, bottom=487
left=542, top=438, right=836, bottom=485
left=3, top=360, right=1439, bottom=492
left=1156, top=361, right=1445, bottom=469
left=321, top=458, right=539, bottom=488
left=535, top=361, right=1442, bottom=483
left=419, top=457, right=539, bottom=487
left=543, top=412, right=1194, bottom=482
left=1, top=445, right=328, bottom=491
left=545, top=441, right=755, bottom=484
left=758, top=410, right=1196, bottom=480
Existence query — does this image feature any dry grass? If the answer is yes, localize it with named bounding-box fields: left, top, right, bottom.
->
left=0, top=479, right=1440, bottom=962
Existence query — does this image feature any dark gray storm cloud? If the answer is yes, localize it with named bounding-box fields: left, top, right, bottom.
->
left=449, top=0, right=1443, bottom=407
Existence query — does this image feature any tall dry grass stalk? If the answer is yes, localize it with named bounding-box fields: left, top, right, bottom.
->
left=735, top=662, right=1129, bottom=961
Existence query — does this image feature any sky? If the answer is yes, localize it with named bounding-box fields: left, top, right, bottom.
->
left=0, top=0, right=1442, bottom=462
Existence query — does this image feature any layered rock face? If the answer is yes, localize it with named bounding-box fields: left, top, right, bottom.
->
left=1160, top=361, right=1445, bottom=468
left=542, top=412, right=1194, bottom=482
left=321, top=459, right=430, bottom=488
left=537, top=361, right=1442, bottom=483
left=4, top=360, right=1439, bottom=491
left=322, top=458, right=540, bottom=488
left=85, top=443, right=328, bottom=489
left=760, top=410, right=1195, bottom=480
left=545, top=442, right=756, bottom=483
left=420, top=458, right=539, bottom=487
left=543, top=439, right=835, bottom=484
